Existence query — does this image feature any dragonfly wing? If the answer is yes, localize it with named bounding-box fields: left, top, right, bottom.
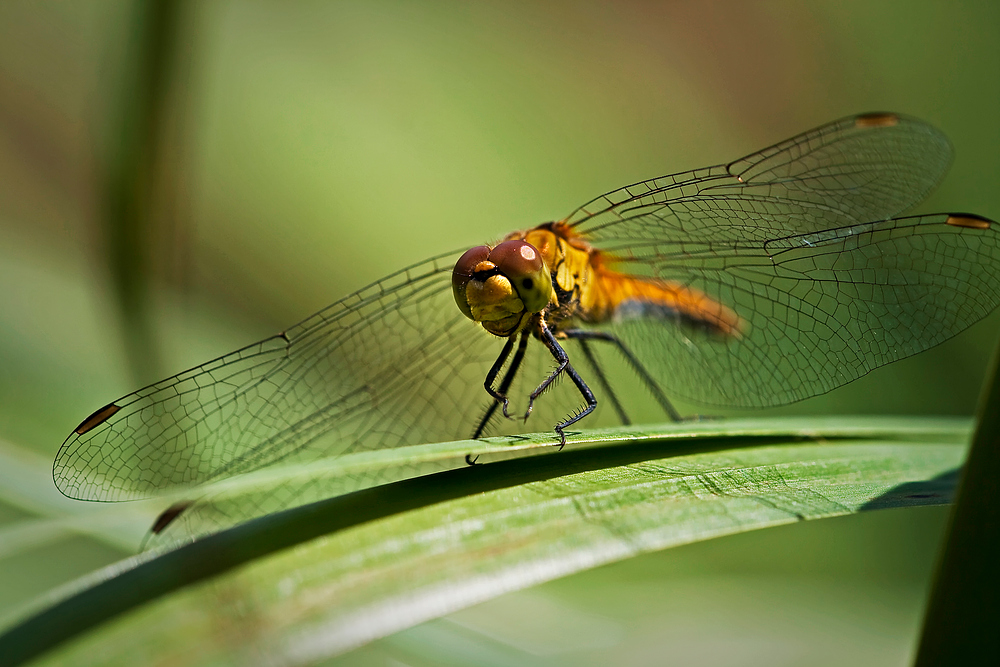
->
left=53, top=251, right=506, bottom=501
left=567, top=113, right=953, bottom=240
left=564, top=112, right=993, bottom=407
left=602, top=213, right=999, bottom=407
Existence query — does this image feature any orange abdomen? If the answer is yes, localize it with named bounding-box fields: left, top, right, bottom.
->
left=591, top=267, right=744, bottom=337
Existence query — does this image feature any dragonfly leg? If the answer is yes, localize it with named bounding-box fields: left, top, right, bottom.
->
left=499, top=332, right=530, bottom=419
left=475, top=331, right=530, bottom=436
left=572, top=337, right=631, bottom=426
left=523, top=325, right=569, bottom=421
left=468, top=332, right=530, bottom=465
left=482, top=336, right=516, bottom=419
left=537, top=325, right=597, bottom=449
left=563, top=329, right=682, bottom=422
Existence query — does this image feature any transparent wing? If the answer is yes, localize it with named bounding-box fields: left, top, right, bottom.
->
left=54, top=253, right=497, bottom=501
left=557, top=113, right=998, bottom=407
left=566, top=113, right=953, bottom=242
left=600, top=212, right=999, bottom=407
left=55, top=250, right=599, bottom=502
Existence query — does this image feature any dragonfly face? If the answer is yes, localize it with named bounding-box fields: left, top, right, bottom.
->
left=451, top=239, right=553, bottom=337
left=53, top=112, right=999, bottom=519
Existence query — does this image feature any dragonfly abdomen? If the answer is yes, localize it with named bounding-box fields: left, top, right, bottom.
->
left=595, top=270, right=744, bottom=337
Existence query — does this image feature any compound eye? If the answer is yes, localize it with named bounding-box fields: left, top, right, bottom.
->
left=452, top=245, right=491, bottom=319
left=489, top=240, right=552, bottom=314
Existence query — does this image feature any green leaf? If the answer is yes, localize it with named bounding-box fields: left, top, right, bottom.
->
left=142, top=415, right=970, bottom=546
left=0, top=416, right=969, bottom=667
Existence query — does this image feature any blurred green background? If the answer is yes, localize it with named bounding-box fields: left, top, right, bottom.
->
left=0, top=1, right=997, bottom=665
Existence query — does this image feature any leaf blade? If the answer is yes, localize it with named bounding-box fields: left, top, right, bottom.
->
left=1, top=417, right=968, bottom=667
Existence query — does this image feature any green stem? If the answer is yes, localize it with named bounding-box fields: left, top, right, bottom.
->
left=914, top=333, right=1000, bottom=665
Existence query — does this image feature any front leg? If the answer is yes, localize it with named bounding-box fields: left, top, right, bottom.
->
left=482, top=335, right=516, bottom=417
left=468, top=331, right=530, bottom=466
left=475, top=331, right=530, bottom=438
left=532, top=323, right=598, bottom=449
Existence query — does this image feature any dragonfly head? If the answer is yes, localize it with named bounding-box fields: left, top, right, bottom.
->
left=452, top=239, right=554, bottom=337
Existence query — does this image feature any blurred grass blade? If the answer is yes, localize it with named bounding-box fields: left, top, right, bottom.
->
left=914, top=340, right=1000, bottom=665
left=0, top=417, right=969, bottom=667
left=102, top=0, right=183, bottom=385
left=0, top=438, right=155, bottom=553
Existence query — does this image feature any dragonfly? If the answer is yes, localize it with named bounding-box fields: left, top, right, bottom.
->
left=54, top=112, right=999, bottom=509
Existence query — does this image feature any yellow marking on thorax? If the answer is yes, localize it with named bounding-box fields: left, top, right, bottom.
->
left=515, top=226, right=603, bottom=314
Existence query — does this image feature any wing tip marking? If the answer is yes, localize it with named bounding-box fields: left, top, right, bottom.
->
left=854, top=112, right=900, bottom=128
left=151, top=500, right=195, bottom=534
left=946, top=214, right=992, bottom=230
left=74, top=403, right=121, bottom=435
